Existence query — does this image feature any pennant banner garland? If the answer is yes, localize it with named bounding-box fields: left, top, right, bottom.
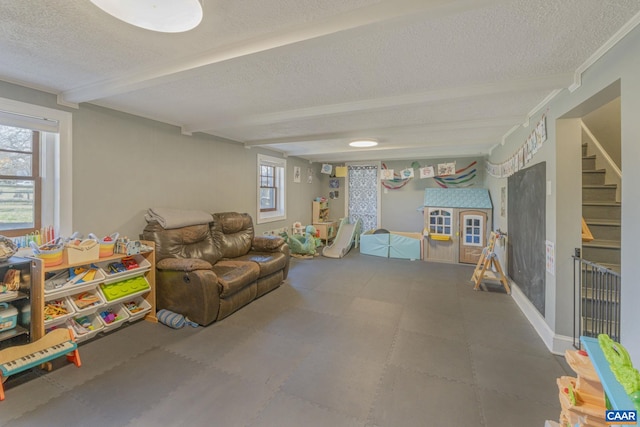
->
left=420, top=166, right=435, bottom=179
left=433, top=161, right=477, bottom=188
left=380, top=164, right=411, bottom=190
left=380, top=169, right=395, bottom=180
left=486, top=115, right=547, bottom=178
left=400, top=168, right=414, bottom=179
left=377, top=159, right=478, bottom=190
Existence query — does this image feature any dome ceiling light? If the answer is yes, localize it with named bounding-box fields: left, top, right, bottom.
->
left=90, top=0, right=203, bottom=33
left=349, top=139, right=378, bottom=148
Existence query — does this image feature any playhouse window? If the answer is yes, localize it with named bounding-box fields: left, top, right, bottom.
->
left=463, top=215, right=483, bottom=246
left=428, top=209, right=452, bottom=235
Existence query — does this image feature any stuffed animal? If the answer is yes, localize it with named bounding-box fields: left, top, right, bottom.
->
left=286, top=225, right=319, bottom=256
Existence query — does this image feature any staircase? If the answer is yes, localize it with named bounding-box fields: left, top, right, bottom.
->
left=581, top=143, right=621, bottom=272
left=574, top=124, right=622, bottom=344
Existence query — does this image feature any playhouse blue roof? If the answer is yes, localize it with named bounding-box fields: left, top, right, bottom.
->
left=424, top=188, right=493, bottom=209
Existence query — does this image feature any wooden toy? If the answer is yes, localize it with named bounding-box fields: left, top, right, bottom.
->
left=0, top=328, right=81, bottom=401
left=470, top=231, right=510, bottom=294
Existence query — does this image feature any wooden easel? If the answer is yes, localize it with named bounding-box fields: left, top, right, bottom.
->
left=470, top=231, right=511, bottom=294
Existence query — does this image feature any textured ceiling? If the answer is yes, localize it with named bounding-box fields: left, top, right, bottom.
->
left=1, top=0, right=639, bottom=162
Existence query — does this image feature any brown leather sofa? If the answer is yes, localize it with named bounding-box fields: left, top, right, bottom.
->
left=142, top=212, right=290, bottom=325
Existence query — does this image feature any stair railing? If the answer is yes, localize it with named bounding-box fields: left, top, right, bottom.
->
left=573, top=248, right=621, bottom=348
left=581, top=121, right=622, bottom=202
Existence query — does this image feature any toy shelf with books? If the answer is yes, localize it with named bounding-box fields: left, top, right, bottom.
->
left=312, top=200, right=339, bottom=244
left=33, top=241, right=156, bottom=343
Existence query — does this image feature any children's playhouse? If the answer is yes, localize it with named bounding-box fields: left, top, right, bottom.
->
left=423, top=188, right=493, bottom=265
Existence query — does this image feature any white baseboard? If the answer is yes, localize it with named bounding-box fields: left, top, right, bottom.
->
left=510, top=282, right=574, bottom=355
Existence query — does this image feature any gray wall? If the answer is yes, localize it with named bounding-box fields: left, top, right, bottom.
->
left=323, top=157, right=484, bottom=232
left=486, top=25, right=640, bottom=365
left=0, top=81, right=322, bottom=239
left=379, top=157, right=484, bottom=232
left=582, top=97, right=621, bottom=169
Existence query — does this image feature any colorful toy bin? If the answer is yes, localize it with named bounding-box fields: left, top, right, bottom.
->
left=89, top=233, right=119, bottom=258
left=30, top=239, right=64, bottom=267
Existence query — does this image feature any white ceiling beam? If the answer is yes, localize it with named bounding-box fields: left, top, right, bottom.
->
left=184, top=73, right=572, bottom=134
left=242, top=117, right=523, bottom=146
left=301, top=142, right=496, bottom=163
left=59, top=0, right=503, bottom=105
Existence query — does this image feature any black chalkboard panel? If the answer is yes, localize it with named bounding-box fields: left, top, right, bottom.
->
left=508, top=162, right=546, bottom=315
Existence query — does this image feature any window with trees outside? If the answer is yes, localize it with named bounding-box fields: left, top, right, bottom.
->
left=0, top=96, right=73, bottom=240
left=260, top=164, right=276, bottom=212
left=256, top=154, right=286, bottom=224
left=0, top=125, right=40, bottom=236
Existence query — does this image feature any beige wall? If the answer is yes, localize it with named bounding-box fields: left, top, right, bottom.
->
left=0, top=81, right=322, bottom=239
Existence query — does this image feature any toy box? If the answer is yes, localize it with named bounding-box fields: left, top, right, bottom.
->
left=360, top=231, right=422, bottom=260
left=43, top=297, right=75, bottom=326
left=98, top=304, right=129, bottom=332
left=88, top=233, right=119, bottom=258
left=44, top=266, right=105, bottom=297
left=0, top=302, right=18, bottom=332
left=68, top=313, right=103, bottom=343
left=30, top=240, right=64, bottom=267
left=122, top=296, right=152, bottom=322
left=64, top=240, right=100, bottom=265
left=99, top=275, right=150, bottom=302
left=68, top=288, right=106, bottom=315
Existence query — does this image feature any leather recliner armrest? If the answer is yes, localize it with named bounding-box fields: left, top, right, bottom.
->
left=157, top=258, right=213, bottom=272
left=252, top=235, right=285, bottom=252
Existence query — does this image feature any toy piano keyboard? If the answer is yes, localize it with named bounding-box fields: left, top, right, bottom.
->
left=0, top=328, right=81, bottom=400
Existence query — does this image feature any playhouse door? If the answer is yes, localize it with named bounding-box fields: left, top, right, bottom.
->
left=459, top=210, right=487, bottom=264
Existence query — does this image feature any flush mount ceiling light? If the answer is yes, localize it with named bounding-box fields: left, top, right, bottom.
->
left=90, top=0, right=203, bottom=33
left=349, top=139, right=378, bottom=148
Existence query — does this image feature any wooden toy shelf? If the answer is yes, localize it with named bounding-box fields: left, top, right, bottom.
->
left=312, top=201, right=338, bottom=244
left=30, top=241, right=157, bottom=342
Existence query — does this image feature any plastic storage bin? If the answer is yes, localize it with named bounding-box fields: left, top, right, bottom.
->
left=44, top=266, right=105, bottom=297
left=122, top=297, right=152, bottom=322
left=99, top=275, right=150, bottom=302
left=98, top=304, right=129, bottom=332
left=97, top=254, right=151, bottom=283
left=0, top=302, right=18, bottom=332
left=68, top=313, right=103, bottom=342
left=43, top=297, right=75, bottom=326
left=68, top=288, right=106, bottom=315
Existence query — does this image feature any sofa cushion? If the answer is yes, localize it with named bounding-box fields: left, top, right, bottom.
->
left=157, top=258, right=213, bottom=271
left=212, top=260, right=260, bottom=297
left=252, top=235, right=285, bottom=252
left=143, top=221, right=222, bottom=265
left=235, top=252, right=288, bottom=278
left=212, top=212, right=254, bottom=258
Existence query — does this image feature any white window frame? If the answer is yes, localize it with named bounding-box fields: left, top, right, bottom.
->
left=256, top=154, right=286, bottom=224
left=428, top=208, right=452, bottom=236
left=0, top=97, right=73, bottom=237
left=463, top=214, right=484, bottom=247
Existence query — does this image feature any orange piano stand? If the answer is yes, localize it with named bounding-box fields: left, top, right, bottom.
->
left=0, top=327, right=81, bottom=401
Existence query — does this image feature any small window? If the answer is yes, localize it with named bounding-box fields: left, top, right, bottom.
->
left=428, top=208, right=452, bottom=235
left=259, top=164, right=277, bottom=212
left=0, top=125, right=41, bottom=235
left=463, top=215, right=484, bottom=247
left=257, top=154, right=286, bottom=224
